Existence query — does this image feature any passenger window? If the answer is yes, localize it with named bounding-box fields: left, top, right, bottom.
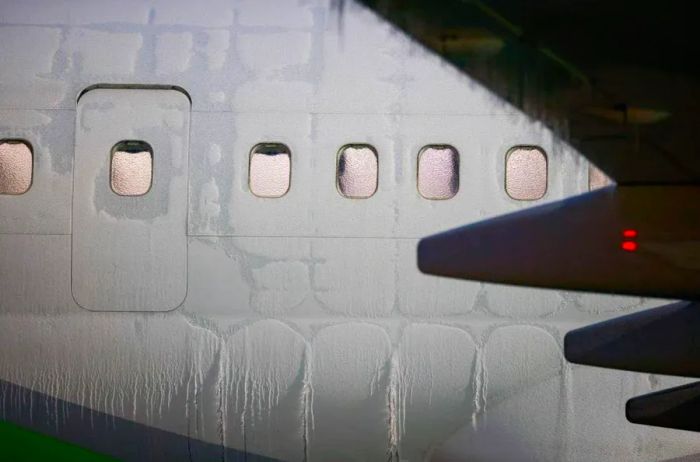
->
left=337, top=144, right=378, bottom=199
left=110, top=140, right=153, bottom=196
left=249, top=143, right=291, bottom=198
left=417, top=145, right=459, bottom=200
left=505, top=146, right=547, bottom=200
left=0, top=139, right=33, bottom=195
left=588, top=164, right=613, bottom=191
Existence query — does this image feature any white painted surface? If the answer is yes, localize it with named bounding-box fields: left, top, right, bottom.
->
left=0, top=1, right=695, bottom=461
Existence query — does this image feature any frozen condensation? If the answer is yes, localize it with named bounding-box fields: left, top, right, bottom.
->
left=0, top=140, right=32, bottom=195
left=589, top=164, right=614, bottom=191
left=505, top=146, right=547, bottom=200
left=249, top=143, right=291, bottom=198
left=110, top=142, right=153, bottom=196
left=337, top=144, right=378, bottom=198
left=417, top=145, right=459, bottom=200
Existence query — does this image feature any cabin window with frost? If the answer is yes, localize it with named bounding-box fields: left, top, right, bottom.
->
left=588, top=164, right=614, bottom=191
left=110, top=140, right=153, bottom=196
left=249, top=143, right=291, bottom=198
left=0, top=139, right=33, bottom=195
left=505, top=146, right=547, bottom=200
left=337, top=144, right=378, bottom=199
left=417, top=145, right=459, bottom=200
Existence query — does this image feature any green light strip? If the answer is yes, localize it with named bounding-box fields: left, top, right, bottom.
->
left=0, top=420, right=118, bottom=462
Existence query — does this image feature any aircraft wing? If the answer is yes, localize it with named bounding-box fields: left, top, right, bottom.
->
left=358, top=0, right=700, bottom=432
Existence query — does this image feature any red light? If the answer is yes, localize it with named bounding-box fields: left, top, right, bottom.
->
left=621, top=241, right=638, bottom=252
left=623, top=229, right=638, bottom=238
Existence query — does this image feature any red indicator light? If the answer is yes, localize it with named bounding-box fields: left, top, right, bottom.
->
left=622, top=229, right=638, bottom=238
left=621, top=241, right=638, bottom=252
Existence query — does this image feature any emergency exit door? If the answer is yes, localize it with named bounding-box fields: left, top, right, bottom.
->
left=72, top=87, right=190, bottom=311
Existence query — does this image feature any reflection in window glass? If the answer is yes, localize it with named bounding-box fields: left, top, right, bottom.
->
left=110, top=140, right=153, bottom=196
left=0, top=140, right=33, bottom=195
left=505, top=146, right=547, bottom=200
left=417, top=145, right=459, bottom=200
left=337, top=144, right=378, bottom=199
left=249, top=143, right=291, bottom=198
left=588, top=164, right=614, bottom=191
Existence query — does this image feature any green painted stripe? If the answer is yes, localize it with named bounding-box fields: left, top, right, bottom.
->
left=0, top=420, right=119, bottom=462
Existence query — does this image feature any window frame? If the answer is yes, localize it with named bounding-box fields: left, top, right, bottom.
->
left=248, top=142, right=292, bottom=198
left=109, top=140, right=154, bottom=197
left=416, top=144, right=460, bottom=200
left=0, top=138, right=34, bottom=196
left=504, top=145, right=548, bottom=201
left=336, top=143, right=379, bottom=199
